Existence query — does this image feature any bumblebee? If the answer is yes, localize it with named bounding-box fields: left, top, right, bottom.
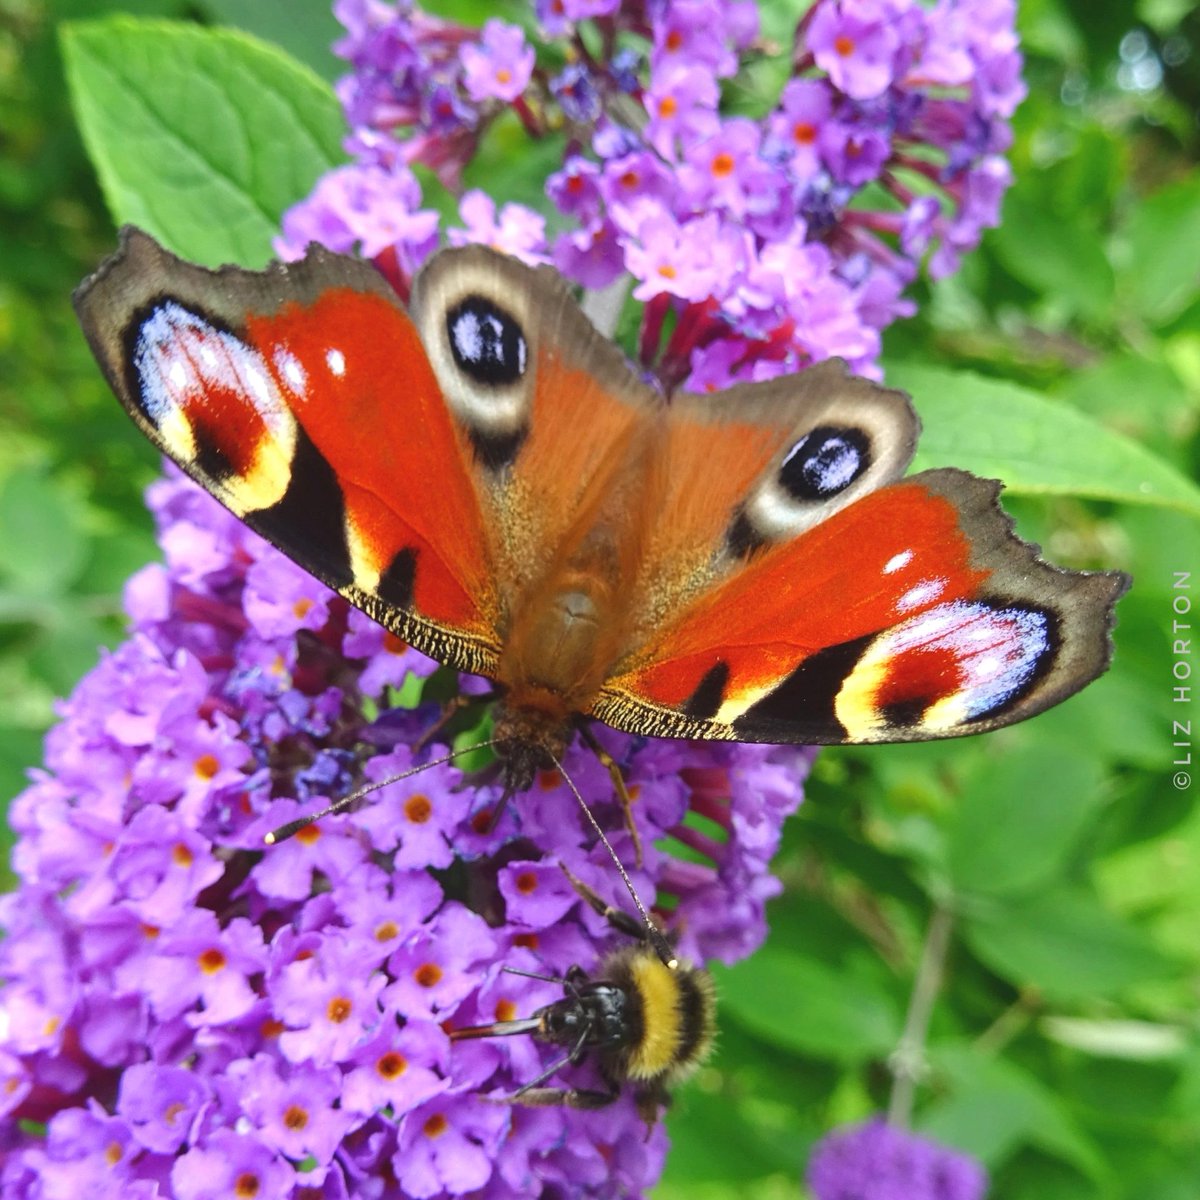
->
left=451, top=865, right=717, bottom=1125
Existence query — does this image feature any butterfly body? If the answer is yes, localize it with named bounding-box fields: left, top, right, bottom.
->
left=74, top=227, right=1128, bottom=812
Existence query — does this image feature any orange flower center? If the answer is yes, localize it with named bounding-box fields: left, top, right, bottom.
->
left=284, top=1105, right=309, bottom=1131
left=834, top=34, right=855, bottom=57
left=327, top=996, right=353, bottom=1023
left=404, top=794, right=432, bottom=824
left=711, top=152, right=735, bottom=177
left=377, top=1051, right=408, bottom=1079
left=198, top=948, right=226, bottom=974
left=415, top=963, right=443, bottom=988
left=194, top=754, right=219, bottom=780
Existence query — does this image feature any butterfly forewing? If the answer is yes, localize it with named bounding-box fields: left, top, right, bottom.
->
left=73, top=227, right=503, bottom=676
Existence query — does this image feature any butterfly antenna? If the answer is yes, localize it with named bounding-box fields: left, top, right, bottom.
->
left=549, top=750, right=677, bottom=969
left=264, top=739, right=499, bottom=845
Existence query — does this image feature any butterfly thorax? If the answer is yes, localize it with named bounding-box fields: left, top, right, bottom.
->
left=493, top=566, right=624, bottom=793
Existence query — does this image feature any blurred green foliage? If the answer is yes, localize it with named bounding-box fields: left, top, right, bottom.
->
left=2, top=0, right=1199, bottom=1196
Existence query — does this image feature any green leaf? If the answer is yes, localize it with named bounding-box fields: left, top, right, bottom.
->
left=1054, top=353, right=1194, bottom=466
left=460, top=111, right=566, bottom=223
left=191, top=0, right=343, bottom=81
left=0, top=468, right=88, bottom=593
left=62, top=17, right=346, bottom=266
left=925, top=1043, right=1110, bottom=1183
left=962, top=885, right=1178, bottom=1000
left=890, top=363, right=1200, bottom=517
left=946, top=746, right=1104, bottom=897
left=989, top=191, right=1115, bottom=321
left=1122, top=176, right=1200, bottom=327
left=713, top=948, right=901, bottom=1062
left=661, top=1087, right=808, bottom=1184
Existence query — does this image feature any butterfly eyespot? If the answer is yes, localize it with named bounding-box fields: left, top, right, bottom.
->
left=446, top=297, right=527, bottom=386
left=779, top=425, right=871, bottom=501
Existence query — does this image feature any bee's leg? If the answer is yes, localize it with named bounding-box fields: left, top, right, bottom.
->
left=507, top=1083, right=621, bottom=1111
left=636, top=1084, right=670, bottom=1133
left=576, top=722, right=643, bottom=867
left=559, top=862, right=654, bottom=943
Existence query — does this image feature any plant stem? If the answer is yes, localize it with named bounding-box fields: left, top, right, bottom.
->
left=887, top=900, right=953, bottom=1129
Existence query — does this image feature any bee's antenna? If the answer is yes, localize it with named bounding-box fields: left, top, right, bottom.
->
left=549, top=750, right=677, bottom=970
left=264, top=739, right=499, bottom=845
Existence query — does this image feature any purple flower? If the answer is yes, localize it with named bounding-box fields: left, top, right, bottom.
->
left=808, top=0, right=904, bottom=100
left=236, top=1055, right=355, bottom=1162
left=644, top=64, right=720, bottom=157
left=449, top=189, right=549, bottom=264
left=547, top=154, right=604, bottom=220
left=459, top=19, right=535, bottom=103
left=807, top=1117, right=989, bottom=1200
left=767, top=78, right=832, bottom=180
left=652, top=0, right=741, bottom=78
left=395, top=1094, right=510, bottom=1197
left=619, top=204, right=725, bottom=302
left=550, top=61, right=601, bottom=122
left=117, top=1063, right=210, bottom=1154
left=171, top=1129, right=295, bottom=1200
left=340, top=1020, right=450, bottom=1116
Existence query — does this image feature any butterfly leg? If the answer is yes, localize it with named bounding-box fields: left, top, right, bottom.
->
left=559, top=862, right=657, bottom=944
left=413, top=689, right=496, bottom=755
left=576, top=722, right=643, bottom=867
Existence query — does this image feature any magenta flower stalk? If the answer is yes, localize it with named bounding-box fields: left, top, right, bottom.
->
left=3, top=0, right=1023, bottom=1195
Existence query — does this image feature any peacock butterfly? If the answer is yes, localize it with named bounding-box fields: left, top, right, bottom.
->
left=74, top=227, right=1129, bottom=815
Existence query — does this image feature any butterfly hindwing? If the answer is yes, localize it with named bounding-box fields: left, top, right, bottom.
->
left=409, top=245, right=663, bottom=609
left=73, top=227, right=502, bottom=675
left=597, top=464, right=1127, bottom=744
